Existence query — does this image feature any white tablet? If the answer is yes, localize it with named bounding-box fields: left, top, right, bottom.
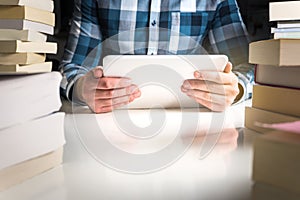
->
left=103, top=55, right=228, bottom=109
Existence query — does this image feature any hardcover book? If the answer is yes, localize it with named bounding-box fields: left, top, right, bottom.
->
left=255, top=64, right=300, bottom=89
left=249, top=39, right=300, bottom=66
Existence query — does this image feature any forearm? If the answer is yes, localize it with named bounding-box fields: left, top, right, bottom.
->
left=59, top=0, right=102, bottom=102
left=209, top=0, right=254, bottom=104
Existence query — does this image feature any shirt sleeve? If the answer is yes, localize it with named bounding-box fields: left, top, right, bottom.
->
left=208, top=0, right=254, bottom=103
left=59, top=0, right=102, bottom=102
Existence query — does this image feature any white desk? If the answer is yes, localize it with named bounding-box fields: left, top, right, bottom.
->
left=1, top=100, right=288, bottom=200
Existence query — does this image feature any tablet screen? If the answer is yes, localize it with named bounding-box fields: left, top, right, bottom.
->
left=103, top=55, right=228, bottom=109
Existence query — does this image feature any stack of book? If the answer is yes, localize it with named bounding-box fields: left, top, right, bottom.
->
left=246, top=1, right=300, bottom=195
left=270, top=1, right=300, bottom=39
left=0, top=0, right=65, bottom=191
left=0, top=0, right=56, bottom=73
left=245, top=1, right=300, bottom=133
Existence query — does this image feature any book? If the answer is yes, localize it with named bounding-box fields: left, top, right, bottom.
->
left=271, top=27, right=300, bottom=33
left=0, top=72, right=62, bottom=129
left=0, top=6, right=55, bottom=26
left=0, top=147, right=63, bottom=192
left=271, top=27, right=300, bottom=39
left=0, top=0, right=54, bottom=12
left=252, top=182, right=300, bottom=200
left=0, top=19, right=54, bottom=35
left=253, top=130, right=300, bottom=194
left=255, top=64, right=300, bottom=89
left=270, top=1, right=300, bottom=21
left=0, top=40, right=57, bottom=54
left=0, top=62, right=52, bottom=74
left=0, top=53, right=46, bottom=65
left=273, top=32, right=300, bottom=39
left=252, top=85, right=300, bottom=118
left=255, top=121, right=300, bottom=134
left=0, top=112, right=65, bottom=170
left=245, top=107, right=299, bottom=133
left=0, top=29, right=47, bottom=42
left=277, top=21, right=300, bottom=29
left=249, top=39, right=300, bottom=66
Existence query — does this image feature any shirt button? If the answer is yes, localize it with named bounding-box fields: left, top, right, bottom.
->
left=151, top=20, right=156, bottom=26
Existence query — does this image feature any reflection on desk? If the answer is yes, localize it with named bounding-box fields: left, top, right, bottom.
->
left=0, top=100, right=291, bottom=200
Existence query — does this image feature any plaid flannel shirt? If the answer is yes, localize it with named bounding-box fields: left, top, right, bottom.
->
left=60, top=0, right=254, bottom=102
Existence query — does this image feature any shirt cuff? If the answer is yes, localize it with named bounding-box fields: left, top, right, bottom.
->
left=61, top=74, right=86, bottom=106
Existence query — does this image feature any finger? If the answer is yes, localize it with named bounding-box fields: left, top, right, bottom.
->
left=182, top=80, right=227, bottom=95
left=97, top=77, right=132, bottom=89
left=131, top=89, right=142, bottom=99
left=93, top=93, right=141, bottom=113
left=96, top=95, right=133, bottom=107
left=193, top=61, right=232, bottom=78
left=223, top=62, right=232, bottom=73
left=182, top=80, right=239, bottom=97
left=92, top=66, right=103, bottom=78
left=94, top=85, right=140, bottom=99
left=185, top=89, right=228, bottom=105
left=192, top=71, right=238, bottom=85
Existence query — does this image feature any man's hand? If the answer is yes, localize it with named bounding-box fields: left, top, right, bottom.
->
left=181, top=62, right=239, bottom=112
left=74, top=67, right=141, bottom=113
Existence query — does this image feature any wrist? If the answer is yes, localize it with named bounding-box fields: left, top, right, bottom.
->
left=72, top=77, right=86, bottom=104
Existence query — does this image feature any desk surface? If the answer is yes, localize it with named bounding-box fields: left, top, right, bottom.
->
left=0, top=101, right=282, bottom=200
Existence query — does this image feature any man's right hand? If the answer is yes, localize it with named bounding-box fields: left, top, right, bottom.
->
left=73, top=66, right=141, bottom=113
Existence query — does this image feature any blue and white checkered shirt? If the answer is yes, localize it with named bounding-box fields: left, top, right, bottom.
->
left=60, top=0, right=254, bottom=102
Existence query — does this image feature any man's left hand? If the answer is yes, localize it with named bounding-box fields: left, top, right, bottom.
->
left=181, top=62, right=239, bottom=112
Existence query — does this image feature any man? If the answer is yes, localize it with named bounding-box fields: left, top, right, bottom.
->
left=60, top=0, right=254, bottom=113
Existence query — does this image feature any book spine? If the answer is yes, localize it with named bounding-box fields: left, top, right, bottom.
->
left=252, top=85, right=300, bottom=117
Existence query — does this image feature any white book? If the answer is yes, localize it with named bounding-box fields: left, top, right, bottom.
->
left=0, top=0, right=54, bottom=12
left=0, top=112, right=65, bottom=170
left=0, top=147, right=63, bottom=192
left=0, top=53, right=46, bottom=65
left=0, top=19, right=54, bottom=35
left=0, top=6, right=55, bottom=27
left=0, top=29, right=47, bottom=42
left=0, top=62, right=52, bottom=74
left=277, top=21, right=300, bottom=29
left=0, top=40, right=57, bottom=54
left=271, top=27, right=300, bottom=33
left=270, top=1, right=300, bottom=21
left=0, top=72, right=62, bottom=129
left=273, top=31, right=300, bottom=39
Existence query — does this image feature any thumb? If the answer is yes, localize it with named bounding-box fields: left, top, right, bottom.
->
left=92, top=66, right=103, bottom=78
left=223, top=62, right=232, bottom=73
